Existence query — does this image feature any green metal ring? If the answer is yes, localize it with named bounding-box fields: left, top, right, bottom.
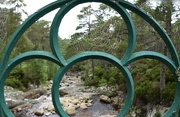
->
left=0, top=51, right=62, bottom=117
left=117, top=0, right=179, bottom=66
left=52, top=52, right=134, bottom=117
left=0, top=0, right=69, bottom=73
left=124, top=51, right=180, bottom=117
left=50, top=0, right=136, bottom=65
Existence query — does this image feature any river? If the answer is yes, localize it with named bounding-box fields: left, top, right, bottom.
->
left=6, top=74, right=118, bottom=117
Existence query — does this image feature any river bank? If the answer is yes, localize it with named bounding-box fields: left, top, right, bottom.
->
left=5, top=74, right=168, bottom=117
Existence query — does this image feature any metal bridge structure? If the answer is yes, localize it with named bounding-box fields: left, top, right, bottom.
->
left=0, top=0, right=180, bottom=117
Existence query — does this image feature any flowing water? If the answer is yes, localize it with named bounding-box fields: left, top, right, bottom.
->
left=71, top=95, right=118, bottom=117
left=23, top=95, right=117, bottom=117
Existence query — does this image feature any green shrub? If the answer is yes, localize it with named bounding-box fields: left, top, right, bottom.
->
left=6, top=78, right=24, bottom=90
left=146, top=81, right=160, bottom=104
left=108, top=77, right=115, bottom=85
left=135, top=78, right=160, bottom=104
left=84, top=76, right=99, bottom=86
left=161, top=82, right=175, bottom=105
left=98, top=78, right=107, bottom=86
left=94, top=66, right=104, bottom=77
left=135, top=78, right=151, bottom=102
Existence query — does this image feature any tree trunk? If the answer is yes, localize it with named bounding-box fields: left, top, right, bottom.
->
left=103, top=61, right=108, bottom=77
left=91, top=59, right=94, bottom=79
left=160, top=2, right=172, bottom=101
left=160, top=46, right=167, bottom=100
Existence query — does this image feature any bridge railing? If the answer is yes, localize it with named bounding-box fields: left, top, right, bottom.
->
left=0, top=0, right=180, bottom=117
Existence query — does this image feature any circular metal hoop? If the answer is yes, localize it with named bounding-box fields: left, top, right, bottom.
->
left=50, top=0, right=136, bottom=65
left=52, top=52, right=134, bottom=117
left=0, top=0, right=180, bottom=117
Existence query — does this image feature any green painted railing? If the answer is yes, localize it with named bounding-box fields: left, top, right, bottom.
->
left=0, top=0, right=180, bottom=117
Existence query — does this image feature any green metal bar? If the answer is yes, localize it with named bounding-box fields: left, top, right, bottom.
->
left=124, top=51, right=176, bottom=73
left=50, top=0, right=74, bottom=65
left=52, top=67, right=69, bottom=117
left=52, top=52, right=134, bottom=117
left=8, top=51, right=62, bottom=67
left=0, top=105, right=7, bottom=117
left=168, top=81, right=180, bottom=117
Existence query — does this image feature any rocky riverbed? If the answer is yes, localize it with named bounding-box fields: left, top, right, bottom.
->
left=5, top=74, right=120, bottom=117
left=5, top=73, right=168, bottom=117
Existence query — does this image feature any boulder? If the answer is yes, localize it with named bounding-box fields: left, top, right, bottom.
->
left=65, top=106, right=76, bottom=115
left=59, top=89, right=68, bottom=96
left=111, top=96, right=119, bottom=109
left=87, top=99, right=93, bottom=103
left=87, top=103, right=93, bottom=107
left=47, top=104, right=55, bottom=112
left=71, top=98, right=79, bottom=105
left=34, top=109, right=44, bottom=116
left=62, top=102, right=70, bottom=107
left=17, top=107, right=22, bottom=112
left=99, top=95, right=111, bottom=103
left=80, top=103, right=88, bottom=109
